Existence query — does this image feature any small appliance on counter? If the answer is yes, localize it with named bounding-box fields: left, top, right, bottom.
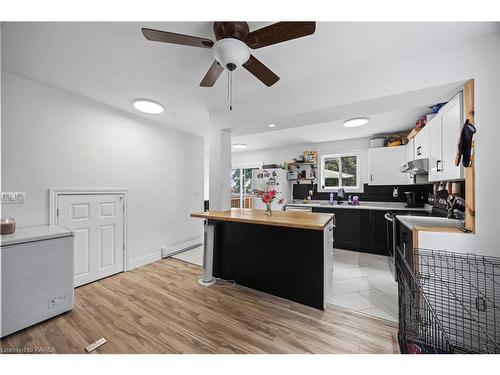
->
left=404, top=191, right=425, bottom=208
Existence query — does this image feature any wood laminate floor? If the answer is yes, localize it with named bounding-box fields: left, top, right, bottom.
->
left=0, top=258, right=399, bottom=354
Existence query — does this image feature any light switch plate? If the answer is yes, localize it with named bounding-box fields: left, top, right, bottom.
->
left=1, top=192, right=26, bottom=204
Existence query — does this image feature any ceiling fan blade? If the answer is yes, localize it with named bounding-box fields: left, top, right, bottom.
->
left=141, top=28, right=214, bottom=49
left=246, top=22, right=316, bottom=49
left=243, top=55, right=280, bottom=87
left=200, top=60, right=224, bottom=87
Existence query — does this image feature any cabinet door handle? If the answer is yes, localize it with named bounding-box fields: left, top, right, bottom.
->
left=370, top=174, right=373, bottom=182
left=436, top=160, right=442, bottom=172
left=416, top=146, right=422, bottom=156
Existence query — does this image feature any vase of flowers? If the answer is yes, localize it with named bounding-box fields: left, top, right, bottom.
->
left=253, top=188, right=284, bottom=215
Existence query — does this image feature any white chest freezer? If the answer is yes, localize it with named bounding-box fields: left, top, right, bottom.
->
left=1, top=225, right=74, bottom=338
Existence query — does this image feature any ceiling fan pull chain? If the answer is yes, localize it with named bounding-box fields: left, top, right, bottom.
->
left=230, top=70, right=233, bottom=111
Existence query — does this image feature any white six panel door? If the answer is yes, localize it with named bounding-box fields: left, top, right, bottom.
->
left=57, top=194, right=124, bottom=287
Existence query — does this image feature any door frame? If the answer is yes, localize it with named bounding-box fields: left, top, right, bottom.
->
left=48, top=188, right=130, bottom=271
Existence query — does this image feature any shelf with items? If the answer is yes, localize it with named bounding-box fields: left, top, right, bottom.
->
left=287, top=163, right=317, bottom=183
left=284, top=150, right=319, bottom=184
left=288, top=162, right=317, bottom=166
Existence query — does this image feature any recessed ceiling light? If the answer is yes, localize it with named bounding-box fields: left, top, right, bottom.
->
left=268, top=123, right=276, bottom=128
left=133, top=99, right=164, bottom=114
left=343, top=117, right=369, bottom=128
left=232, top=143, right=247, bottom=150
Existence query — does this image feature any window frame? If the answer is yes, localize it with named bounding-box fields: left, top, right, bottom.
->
left=318, top=151, right=363, bottom=193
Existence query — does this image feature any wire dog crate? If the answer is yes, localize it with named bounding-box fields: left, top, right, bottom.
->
left=397, top=247, right=500, bottom=354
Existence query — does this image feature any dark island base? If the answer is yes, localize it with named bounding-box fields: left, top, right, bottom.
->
left=211, top=219, right=327, bottom=309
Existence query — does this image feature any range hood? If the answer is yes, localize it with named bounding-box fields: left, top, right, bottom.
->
left=400, top=158, right=429, bottom=175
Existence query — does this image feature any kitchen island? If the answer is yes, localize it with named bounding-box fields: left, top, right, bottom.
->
left=190, top=208, right=335, bottom=309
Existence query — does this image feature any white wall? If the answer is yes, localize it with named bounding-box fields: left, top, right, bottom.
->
left=208, top=126, right=231, bottom=211
left=204, top=141, right=209, bottom=200
left=232, top=137, right=371, bottom=186
left=1, top=72, right=205, bottom=265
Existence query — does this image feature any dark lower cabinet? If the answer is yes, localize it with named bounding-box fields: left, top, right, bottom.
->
left=311, top=206, right=388, bottom=255
left=368, top=210, right=389, bottom=255
left=332, top=208, right=363, bottom=251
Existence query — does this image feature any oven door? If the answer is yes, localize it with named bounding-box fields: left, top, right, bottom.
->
left=384, top=212, right=397, bottom=280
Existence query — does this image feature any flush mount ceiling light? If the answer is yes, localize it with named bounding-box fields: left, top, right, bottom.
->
left=133, top=99, right=164, bottom=114
left=232, top=143, right=247, bottom=150
left=268, top=123, right=276, bottom=128
left=343, top=117, right=369, bottom=128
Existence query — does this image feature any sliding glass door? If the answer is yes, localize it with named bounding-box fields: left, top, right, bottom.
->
left=231, top=167, right=258, bottom=208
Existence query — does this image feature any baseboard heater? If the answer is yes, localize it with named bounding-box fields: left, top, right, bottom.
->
left=162, top=237, right=203, bottom=258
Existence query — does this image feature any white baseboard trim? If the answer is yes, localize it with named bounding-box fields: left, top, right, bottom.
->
left=162, top=237, right=203, bottom=258
left=128, top=251, right=162, bottom=270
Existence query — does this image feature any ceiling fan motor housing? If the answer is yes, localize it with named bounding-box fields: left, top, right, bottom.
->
left=213, top=38, right=250, bottom=71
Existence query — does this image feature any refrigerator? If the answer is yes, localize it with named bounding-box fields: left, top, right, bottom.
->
left=251, top=168, right=291, bottom=211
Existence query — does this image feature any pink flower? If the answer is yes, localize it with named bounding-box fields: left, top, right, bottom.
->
left=262, top=192, right=271, bottom=203
left=254, top=187, right=279, bottom=205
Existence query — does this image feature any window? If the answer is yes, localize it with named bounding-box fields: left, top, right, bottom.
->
left=318, top=152, right=361, bottom=192
left=231, top=167, right=258, bottom=208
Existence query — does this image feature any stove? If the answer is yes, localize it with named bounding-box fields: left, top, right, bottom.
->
left=384, top=195, right=448, bottom=279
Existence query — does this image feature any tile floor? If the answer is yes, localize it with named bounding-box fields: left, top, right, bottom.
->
left=330, top=249, right=398, bottom=322
left=173, top=246, right=398, bottom=322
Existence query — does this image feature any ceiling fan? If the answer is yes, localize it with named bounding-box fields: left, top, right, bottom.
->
left=141, top=22, right=316, bottom=88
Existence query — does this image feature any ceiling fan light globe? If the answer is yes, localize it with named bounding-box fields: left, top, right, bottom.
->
left=213, top=38, right=250, bottom=70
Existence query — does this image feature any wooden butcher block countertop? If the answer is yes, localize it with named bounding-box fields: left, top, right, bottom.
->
left=191, top=208, right=335, bottom=231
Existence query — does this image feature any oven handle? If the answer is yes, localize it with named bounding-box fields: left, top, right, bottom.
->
left=384, top=213, right=395, bottom=222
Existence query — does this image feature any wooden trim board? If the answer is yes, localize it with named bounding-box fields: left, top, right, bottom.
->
left=464, top=79, right=475, bottom=233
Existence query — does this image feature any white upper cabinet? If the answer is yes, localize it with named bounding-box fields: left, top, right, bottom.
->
left=368, top=146, right=407, bottom=186
left=405, top=139, right=415, bottom=184
left=429, top=114, right=443, bottom=181
left=429, top=92, right=464, bottom=181
left=413, top=121, right=431, bottom=160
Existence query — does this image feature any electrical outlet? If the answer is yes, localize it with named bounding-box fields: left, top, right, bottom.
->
left=1, top=192, right=26, bottom=204
left=393, top=187, right=399, bottom=198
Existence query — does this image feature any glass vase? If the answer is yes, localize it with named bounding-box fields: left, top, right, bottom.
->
left=265, top=202, right=272, bottom=215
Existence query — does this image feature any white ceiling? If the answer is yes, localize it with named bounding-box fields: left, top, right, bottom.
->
left=2, top=22, right=498, bottom=137
left=231, top=79, right=467, bottom=151
left=231, top=106, right=430, bottom=151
